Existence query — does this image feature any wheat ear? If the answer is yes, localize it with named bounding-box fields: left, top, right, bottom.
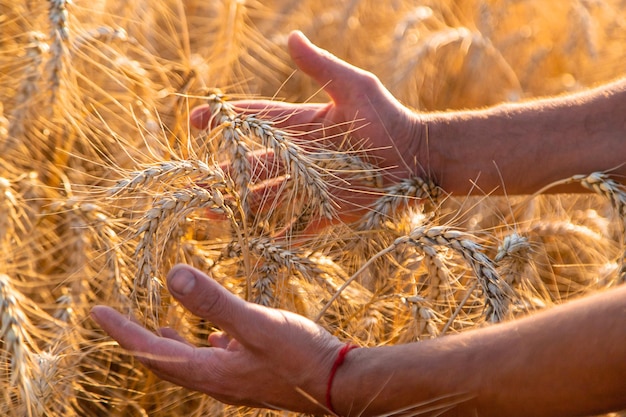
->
left=5, top=32, right=48, bottom=153
left=515, top=171, right=626, bottom=284
left=227, top=237, right=323, bottom=306
left=406, top=226, right=512, bottom=323
left=206, top=90, right=336, bottom=220
left=108, top=160, right=227, bottom=197
left=356, top=176, right=439, bottom=232
left=46, top=0, right=71, bottom=103
left=134, top=186, right=235, bottom=321
left=317, top=226, right=512, bottom=323
left=0, top=274, right=39, bottom=415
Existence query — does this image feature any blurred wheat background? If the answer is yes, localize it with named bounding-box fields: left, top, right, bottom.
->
left=1, top=0, right=625, bottom=416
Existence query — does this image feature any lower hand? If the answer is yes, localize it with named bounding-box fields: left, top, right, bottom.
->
left=91, top=264, right=343, bottom=413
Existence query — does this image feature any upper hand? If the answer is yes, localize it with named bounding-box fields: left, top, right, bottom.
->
left=190, top=31, right=426, bottom=231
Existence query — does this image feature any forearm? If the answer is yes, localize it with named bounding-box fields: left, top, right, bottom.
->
left=333, top=285, right=626, bottom=416
left=420, top=77, right=626, bottom=195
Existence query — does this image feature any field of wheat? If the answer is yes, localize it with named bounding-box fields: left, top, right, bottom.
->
left=1, top=0, right=626, bottom=416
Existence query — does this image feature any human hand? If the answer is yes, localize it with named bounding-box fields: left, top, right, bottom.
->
left=91, top=264, right=343, bottom=413
left=191, top=31, right=427, bottom=231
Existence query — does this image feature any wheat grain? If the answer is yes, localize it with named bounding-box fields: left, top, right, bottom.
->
left=495, top=232, right=532, bottom=286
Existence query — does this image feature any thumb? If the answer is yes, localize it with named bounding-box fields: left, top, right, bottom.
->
left=287, top=30, right=380, bottom=106
left=166, top=264, right=270, bottom=346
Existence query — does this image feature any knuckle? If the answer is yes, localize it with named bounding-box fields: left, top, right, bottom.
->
left=357, top=69, right=381, bottom=89
left=194, top=287, right=228, bottom=319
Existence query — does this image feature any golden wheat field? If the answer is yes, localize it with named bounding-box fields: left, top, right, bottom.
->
left=1, top=0, right=626, bottom=415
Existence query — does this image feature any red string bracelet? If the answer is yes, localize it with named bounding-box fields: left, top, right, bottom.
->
left=325, top=343, right=359, bottom=415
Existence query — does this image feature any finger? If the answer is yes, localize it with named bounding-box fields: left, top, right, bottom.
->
left=287, top=30, right=380, bottom=106
left=201, top=175, right=289, bottom=222
left=159, top=327, right=194, bottom=347
left=194, top=149, right=283, bottom=187
left=91, top=306, right=197, bottom=368
left=92, top=306, right=243, bottom=397
left=190, top=101, right=327, bottom=131
left=165, top=265, right=281, bottom=348
left=222, top=149, right=286, bottom=184
left=249, top=176, right=291, bottom=213
left=208, top=331, right=232, bottom=349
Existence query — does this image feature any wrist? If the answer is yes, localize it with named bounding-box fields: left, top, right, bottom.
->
left=328, top=344, right=366, bottom=416
left=404, top=110, right=450, bottom=192
left=328, top=340, right=480, bottom=417
left=415, top=109, right=508, bottom=195
left=387, top=108, right=437, bottom=185
left=326, top=343, right=360, bottom=415
left=328, top=345, right=404, bottom=417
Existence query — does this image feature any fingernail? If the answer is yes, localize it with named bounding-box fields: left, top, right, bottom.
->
left=169, top=269, right=196, bottom=296
left=89, top=308, right=100, bottom=323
